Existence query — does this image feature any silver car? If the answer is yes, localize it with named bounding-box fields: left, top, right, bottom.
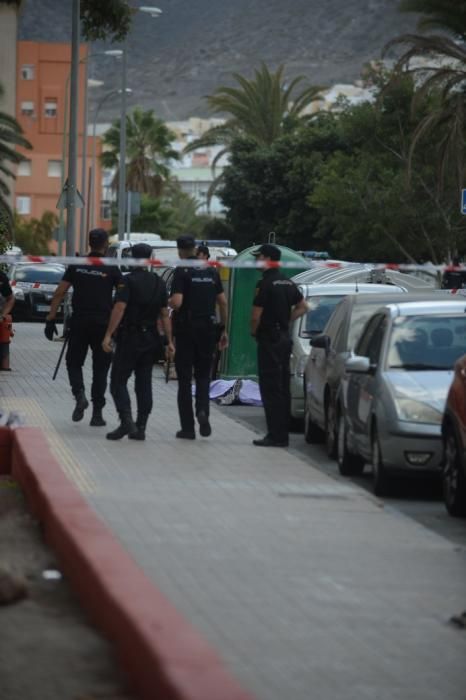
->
left=338, top=299, right=466, bottom=495
left=290, top=283, right=406, bottom=422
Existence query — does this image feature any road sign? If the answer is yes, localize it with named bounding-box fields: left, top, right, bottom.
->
left=461, top=189, right=466, bottom=215
left=56, top=178, right=84, bottom=210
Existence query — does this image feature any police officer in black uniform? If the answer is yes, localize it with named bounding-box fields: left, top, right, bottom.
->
left=250, top=244, right=307, bottom=447
left=169, top=235, right=228, bottom=439
left=45, top=228, right=122, bottom=425
left=102, top=243, right=174, bottom=441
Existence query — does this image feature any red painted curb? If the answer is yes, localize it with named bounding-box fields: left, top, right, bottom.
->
left=9, top=427, right=255, bottom=700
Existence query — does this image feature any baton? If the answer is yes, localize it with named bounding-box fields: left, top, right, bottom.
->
left=52, top=335, right=69, bottom=381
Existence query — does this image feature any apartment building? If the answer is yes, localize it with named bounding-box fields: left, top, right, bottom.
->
left=15, top=41, right=106, bottom=248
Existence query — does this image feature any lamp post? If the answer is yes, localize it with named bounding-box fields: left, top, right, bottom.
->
left=89, top=88, right=132, bottom=231
left=117, top=6, right=162, bottom=241
left=57, top=48, right=122, bottom=254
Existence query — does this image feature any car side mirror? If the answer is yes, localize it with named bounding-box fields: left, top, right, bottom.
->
left=310, top=334, right=330, bottom=351
left=345, top=355, right=371, bottom=374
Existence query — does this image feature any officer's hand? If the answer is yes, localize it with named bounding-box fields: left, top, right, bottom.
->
left=44, top=320, right=58, bottom=341
left=166, top=342, right=175, bottom=359
left=102, top=334, right=113, bottom=354
left=218, top=331, right=229, bottom=350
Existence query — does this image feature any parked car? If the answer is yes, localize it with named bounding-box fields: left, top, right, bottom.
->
left=337, top=299, right=466, bottom=495
left=290, top=283, right=406, bottom=422
left=302, top=291, right=438, bottom=454
left=9, top=263, right=66, bottom=321
left=441, top=355, right=466, bottom=517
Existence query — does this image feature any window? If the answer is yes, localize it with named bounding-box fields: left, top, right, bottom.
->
left=20, top=101, right=34, bottom=117
left=21, top=65, right=34, bottom=80
left=16, top=196, right=31, bottom=215
left=47, top=160, right=62, bottom=178
left=44, top=99, right=57, bottom=118
left=17, top=160, right=32, bottom=177
left=100, top=200, right=112, bottom=221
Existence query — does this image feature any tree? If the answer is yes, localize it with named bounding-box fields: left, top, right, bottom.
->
left=13, top=211, right=58, bottom=255
left=130, top=184, right=210, bottom=239
left=0, top=83, right=31, bottom=248
left=218, top=114, right=343, bottom=251
left=384, top=0, right=466, bottom=191
left=101, top=107, right=179, bottom=196
left=80, top=0, right=132, bottom=42
left=184, top=63, right=324, bottom=197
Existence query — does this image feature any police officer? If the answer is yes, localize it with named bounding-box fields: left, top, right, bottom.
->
left=196, top=244, right=210, bottom=260
left=250, top=244, right=307, bottom=447
left=0, top=270, right=15, bottom=321
left=102, top=243, right=174, bottom=441
left=45, top=228, right=122, bottom=425
left=169, top=234, right=228, bottom=439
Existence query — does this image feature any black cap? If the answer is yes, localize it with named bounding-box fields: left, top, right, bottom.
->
left=197, top=244, right=210, bottom=258
left=88, top=228, right=108, bottom=248
left=131, top=243, right=152, bottom=259
left=251, top=244, right=281, bottom=261
left=176, top=235, right=196, bottom=250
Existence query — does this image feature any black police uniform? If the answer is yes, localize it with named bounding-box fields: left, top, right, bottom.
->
left=63, top=255, right=122, bottom=410
left=253, top=269, right=303, bottom=444
left=171, top=261, right=223, bottom=434
left=0, top=272, right=13, bottom=303
left=110, top=269, right=168, bottom=423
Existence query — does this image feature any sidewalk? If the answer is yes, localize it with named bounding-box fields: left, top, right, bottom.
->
left=2, top=323, right=466, bottom=700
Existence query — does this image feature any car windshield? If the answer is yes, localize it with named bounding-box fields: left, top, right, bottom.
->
left=348, top=302, right=398, bottom=349
left=299, top=295, right=344, bottom=338
left=14, top=267, right=63, bottom=284
left=387, top=315, right=466, bottom=370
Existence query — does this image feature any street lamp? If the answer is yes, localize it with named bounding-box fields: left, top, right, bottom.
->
left=117, top=6, right=162, bottom=241
left=89, top=88, right=132, bottom=231
left=58, top=49, right=123, bottom=254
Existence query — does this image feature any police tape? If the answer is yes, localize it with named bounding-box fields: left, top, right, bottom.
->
left=0, top=253, right=462, bottom=273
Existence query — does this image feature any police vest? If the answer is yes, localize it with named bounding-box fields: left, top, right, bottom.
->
left=180, top=267, right=218, bottom=324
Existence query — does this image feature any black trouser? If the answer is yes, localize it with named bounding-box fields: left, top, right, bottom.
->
left=174, top=322, right=216, bottom=432
left=110, top=328, right=158, bottom=417
left=257, top=333, right=292, bottom=443
left=66, top=316, right=111, bottom=408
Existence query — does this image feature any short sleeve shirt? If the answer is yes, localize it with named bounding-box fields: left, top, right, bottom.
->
left=63, top=254, right=122, bottom=320
left=253, top=270, right=303, bottom=334
left=0, top=272, right=12, bottom=299
left=171, top=262, right=223, bottom=325
left=114, top=269, right=168, bottom=326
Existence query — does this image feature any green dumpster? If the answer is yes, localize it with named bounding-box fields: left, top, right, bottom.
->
left=221, top=245, right=309, bottom=379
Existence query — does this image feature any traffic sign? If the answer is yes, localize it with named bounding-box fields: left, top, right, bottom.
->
left=461, top=189, right=466, bottom=215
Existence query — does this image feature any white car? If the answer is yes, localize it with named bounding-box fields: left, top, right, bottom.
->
left=289, top=282, right=406, bottom=422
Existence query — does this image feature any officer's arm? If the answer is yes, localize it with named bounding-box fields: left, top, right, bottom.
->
left=160, top=307, right=175, bottom=355
left=216, top=292, right=228, bottom=327
left=102, top=301, right=126, bottom=353
left=290, top=298, right=308, bottom=321
left=1, top=294, right=14, bottom=318
left=169, top=292, right=183, bottom=310
left=250, top=306, right=263, bottom=337
left=46, top=281, right=71, bottom=321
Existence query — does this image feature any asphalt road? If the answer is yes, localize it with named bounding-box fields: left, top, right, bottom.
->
left=219, top=404, right=466, bottom=551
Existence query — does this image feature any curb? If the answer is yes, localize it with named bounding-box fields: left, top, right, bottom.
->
left=9, top=427, right=255, bottom=700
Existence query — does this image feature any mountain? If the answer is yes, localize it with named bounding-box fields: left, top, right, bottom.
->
left=18, top=0, right=419, bottom=122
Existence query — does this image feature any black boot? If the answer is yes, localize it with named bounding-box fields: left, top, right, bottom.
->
left=129, top=413, right=149, bottom=441
left=106, top=412, right=137, bottom=440
left=90, top=407, right=106, bottom=427
left=72, top=391, right=89, bottom=422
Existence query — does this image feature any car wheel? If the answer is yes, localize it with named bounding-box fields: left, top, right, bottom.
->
left=371, top=425, right=389, bottom=497
left=443, top=426, right=466, bottom=517
left=337, top=412, right=365, bottom=476
left=304, top=392, right=323, bottom=444
left=325, top=398, right=337, bottom=459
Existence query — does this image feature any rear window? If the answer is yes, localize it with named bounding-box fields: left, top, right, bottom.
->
left=14, top=267, right=63, bottom=284
left=299, top=295, right=344, bottom=338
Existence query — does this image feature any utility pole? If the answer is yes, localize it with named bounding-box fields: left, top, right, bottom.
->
left=117, top=40, right=128, bottom=240
left=65, top=0, right=80, bottom=255
left=79, top=48, right=89, bottom=253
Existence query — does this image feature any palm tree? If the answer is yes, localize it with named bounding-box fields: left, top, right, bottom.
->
left=101, top=107, right=179, bottom=196
left=0, top=82, right=31, bottom=242
left=384, top=1, right=466, bottom=190
left=184, top=63, right=324, bottom=197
